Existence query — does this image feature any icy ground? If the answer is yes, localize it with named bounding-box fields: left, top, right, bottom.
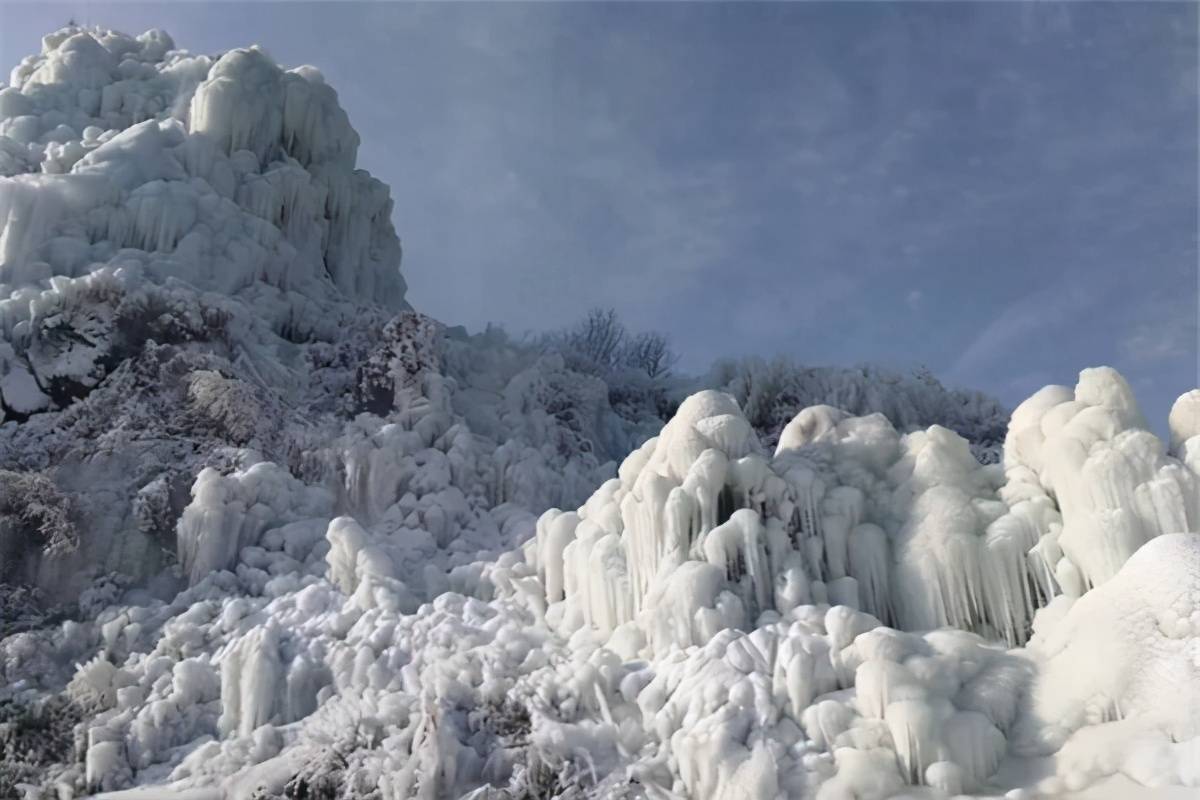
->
left=0, top=26, right=1198, bottom=800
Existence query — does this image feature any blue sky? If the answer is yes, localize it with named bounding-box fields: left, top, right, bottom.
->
left=1, top=2, right=1196, bottom=426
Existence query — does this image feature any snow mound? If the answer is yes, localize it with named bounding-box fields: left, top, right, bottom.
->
left=1023, top=533, right=1200, bottom=791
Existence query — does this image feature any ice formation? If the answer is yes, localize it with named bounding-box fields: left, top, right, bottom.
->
left=0, top=25, right=405, bottom=424
left=534, top=390, right=1046, bottom=652
left=1004, top=368, right=1199, bottom=595
left=522, top=371, right=1200, bottom=797
left=0, top=25, right=1198, bottom=800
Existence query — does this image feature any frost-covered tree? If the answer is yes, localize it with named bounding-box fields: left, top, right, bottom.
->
left=543, top=307, right=678, bottom=380
left=0, top=696, right=84, bottom=799
left=622, top=330, right=677, bottom=379
left=706, top=356, right=1007, bottom=454
left=186, top=371, right=267, bottom=446
left=354, top=311, right=443, bottom=415
left=544, top=307, right=627, bottom=376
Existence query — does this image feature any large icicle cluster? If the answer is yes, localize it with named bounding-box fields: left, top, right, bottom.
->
left=0, top=25, right=405, bottom=420
left=530, top=370, right=1200, bottom=797
left=1004, top=368, right=1200, bottom=597
left=534, top=390, right=1046, bottom=653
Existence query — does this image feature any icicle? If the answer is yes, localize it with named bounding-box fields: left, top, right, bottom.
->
left=663, top=486, right=696, bottom=568
left=622, top=471, right=675, bottom=612
left=772, top=551, right=811, bottom=616
left=702, top=509, right=770, bottom=619
left=219, top=623, right=283, bottom=737
left=535, top=509, right=578, bottom=603
left=855, top=659, right=917, bottom=720
left=941, top=711, right=1006, bottom=790
left=885, top=698, right=946, bottom=784
left=682, top=448, right=729, bottom=541
left=587, top=533, right=631, bottom=634
left=847, top=523, right=891, bottom=624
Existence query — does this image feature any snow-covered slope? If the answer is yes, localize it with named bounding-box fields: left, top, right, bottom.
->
left=1, top=26, right=1198, bottom=800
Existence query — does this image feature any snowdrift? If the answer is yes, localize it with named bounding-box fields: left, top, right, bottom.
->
left=0, top=25, right=1197, bottom=800
left=1025, top=532, right=1200, bottom=791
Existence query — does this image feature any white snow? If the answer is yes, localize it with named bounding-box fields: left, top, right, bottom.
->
left=1018, top=533, right=1200, bottom=792
left=0, top=23, right=1196, bottom=800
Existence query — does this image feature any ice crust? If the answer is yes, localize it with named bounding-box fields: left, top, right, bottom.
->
left=0, top=26, right=1197, bottom=800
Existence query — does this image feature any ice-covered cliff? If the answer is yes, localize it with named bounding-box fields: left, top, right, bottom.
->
left=0, top=26, right=641, bottom=605
left=1, top=25, right=1198, bottom=800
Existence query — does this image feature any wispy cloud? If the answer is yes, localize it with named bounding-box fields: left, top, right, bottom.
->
left=2, top=1, right=1193, bottom=423
left=948, top=280, right=1097, bottom=382
left=1120, top=315, right=1196, bottom=364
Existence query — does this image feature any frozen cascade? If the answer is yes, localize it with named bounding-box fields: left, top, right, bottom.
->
left=219, top=622, right=284, bottom=738
left=1005, top=367, right=1199, bottom=594
left=537, top=390, right=1049, bottom=652
left=526, top=375, right=1200, bottom=795
left=2, top=23, right=1200, bottom=800
left=0, top=25, right=406, bottom=316
left=176, top=463, right=333, bottom=585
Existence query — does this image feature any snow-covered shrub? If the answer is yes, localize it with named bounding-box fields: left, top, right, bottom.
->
left=542, top=308, right=630, bottom=377
left=492, top=751, right=591, bottom=800
left=280, top=749, right=351, bottom=799
left=0, top=270, right=238, bottom=422
left=707, top=356, right=1007, bottom=454
left=355, top=311, right=443, bottom=416
left=0, top=583, right=70, bottom=637
left=0, top=696, right=84, bottom=799
left=538, top=308, right=680, bottom=450
left=186, top=370, right=271, bottom=445
left=0, top=469, right=77, bottom=561
left=76, top=572, right=132, bottom=618
left=623, top=330, right=677, bottom=380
